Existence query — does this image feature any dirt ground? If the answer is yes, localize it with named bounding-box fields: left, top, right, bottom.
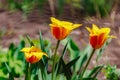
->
left=0, top=6, right=120, bottom=79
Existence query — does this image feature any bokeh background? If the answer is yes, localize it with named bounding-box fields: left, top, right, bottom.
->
left=0, top=0, right=120, bottom=79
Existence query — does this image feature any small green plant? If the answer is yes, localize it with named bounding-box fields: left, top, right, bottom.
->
left=0, top=40, right=25, bottom=79
left=104, top=65, right=120, bottom=80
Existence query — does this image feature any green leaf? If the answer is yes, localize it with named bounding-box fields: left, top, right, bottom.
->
left=88, top=65, right=104, bottom=77
left=38, top=61, right=48, bottom=80
left=56, top=74, right=66, bottom=80
left=57, top=0, right=65, bottom=14
left=39, top=32, right=45, bottom=52
left=83, top=77, right=97, bottom=80
left=61, top=58, right=71, bottom=80
left=8, top=43, right=15, bottom=57
left=14, top=40, right=25, bottom=60
left=62, top=37, right=80, bottom=60
left=9, top=73, right=14, bottom=80
left=64, top=56, right=80, bottom=71
left=39, top=32, right=48, bottom=66
left=26, top=34, right=34, bottom=46
left=4, top=62, right=14, bottom=80
left=75, top=44, right=92, bottom=72
left=61, top=39, right=70, bottom=58
left=92, top=65, right=104, bottom=78
left=62, top=38, right=81, bottom=72
left=61, top=56, right=80, bottom=80
left=96, top=39, right=111, bottom=61
left=57, top=39, right=69, bottom=74
left=71, top=72, right=78, bottom=80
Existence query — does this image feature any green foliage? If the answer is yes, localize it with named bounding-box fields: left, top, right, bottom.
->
left=0, top=31, right=116, bottom=80
left=5, top=62, right=14, bottom=80
left=57, top=0, right=65, bottom=14
left=6, top=0, right=46, bottom=18
left=104, top=65, right=120, bottom=80
left=0, top=40, right=25, bottom=79
left=1, top=0, right=113, bottom=18
left=62, top=38, right=92, bottom=72
left=81, top=0, right=113, bottom=17
left=88, top=65, right=104, bottom=78
left=62, top=37, right=104, bottom=80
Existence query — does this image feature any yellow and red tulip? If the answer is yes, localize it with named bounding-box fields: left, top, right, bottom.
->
left=20, top=46, right=47, bottom=63
left=49, top=17, right=82, bottom=40
left=86, top=24, right=115, bottom=49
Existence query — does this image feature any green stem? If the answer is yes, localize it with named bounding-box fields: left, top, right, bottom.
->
left=38, top=61, right=46, bottom=80
left=52, top=40, right=60, bottom=80
left=25, top=63, right=31, bottom=80
left=79, top=48, right=96, bottom=80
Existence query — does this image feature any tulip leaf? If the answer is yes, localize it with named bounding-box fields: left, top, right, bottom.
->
left=62, top=37, right=80, bottom=60
left=39, top=32, right=48, bottom=66
left=92, top=65, right=104, bottom=78
left=61, top=58, right=71, bottom=80
left=56, top=74, right=66, bottom=80
left=14, top=40, right=25, bottom=60
left=60, top=56, right=80, bottom=80
left=71, top=72, right=78, bottom=80
left=39, top=32, right=45, bottom=52
left=96, top=39, right=111, bottom=61
left=64, top=56, right=80, bottom=71
left=8, top=43, right=15, bottom=57
left=61, top=39, right=70, bottom=58
left=25, top=34, right=34, bottom=46
left=57, top=39, right=69, bottom=74
left=88, top=65, right=104, bottom=77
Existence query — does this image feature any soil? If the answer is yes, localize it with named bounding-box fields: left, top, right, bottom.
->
left=0, top=4, right=120, bottom=80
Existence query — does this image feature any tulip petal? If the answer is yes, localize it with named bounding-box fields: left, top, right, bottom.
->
left=20, top=48, right=31, bottom=53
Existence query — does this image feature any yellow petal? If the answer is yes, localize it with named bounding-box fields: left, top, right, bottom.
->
left=72, top=24, right=82, bottom=29
left=61, top=21, right=73, bottom=26
left=100, top=28, right=110, bottom=35
left=25, top=52, right=32, bottom=59
left=20, top=47, right=31, bottom=53
left=92, top=24, right=99, bottom=34
left=92, top=24, right=99, bottom=31
left=50, top=17, right=60, bottom=25
left=32, top=52, right=48, bottom=60
left=29, top=46, right=41, bottom=52
left=86, top=27, right=92, bottom=33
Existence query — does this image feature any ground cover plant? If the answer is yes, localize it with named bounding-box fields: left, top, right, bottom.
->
left=0, top=17, right=119, bottom=80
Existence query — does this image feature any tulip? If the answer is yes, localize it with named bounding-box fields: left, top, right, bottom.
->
left=49, top=17, right=81, bottom=40
left=21, top=46, right=47, bottom=63
left=86, top=24, right=115, bottom=49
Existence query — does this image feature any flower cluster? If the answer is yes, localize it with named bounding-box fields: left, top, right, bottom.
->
left=21, top=17, right=115, bottom=64
left=20, top=17, right=116, bottom=80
